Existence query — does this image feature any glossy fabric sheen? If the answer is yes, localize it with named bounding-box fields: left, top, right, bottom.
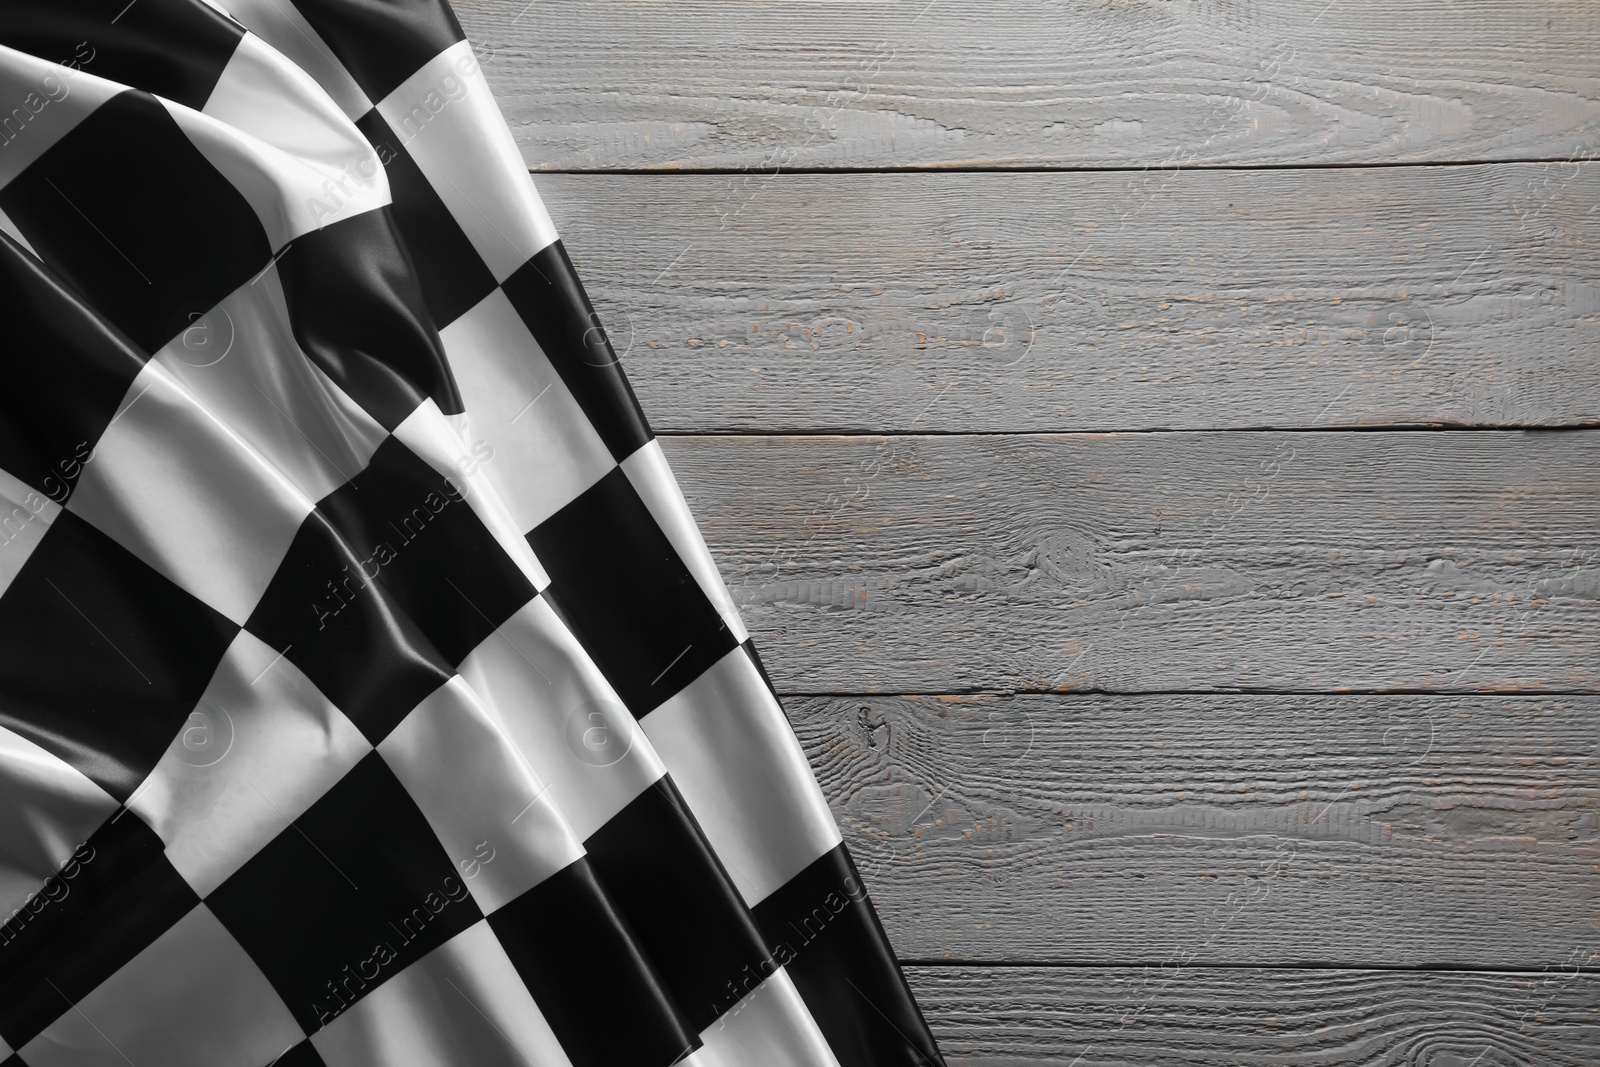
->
left=0, top=3, right=945, bottom=1066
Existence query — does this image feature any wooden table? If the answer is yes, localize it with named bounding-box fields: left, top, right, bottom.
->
left=456, top=1, right=1599, bottom=1061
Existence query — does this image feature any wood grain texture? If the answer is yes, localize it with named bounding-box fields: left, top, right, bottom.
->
left=458, top=1, right=1599, bottom=1050
left=658, top=431, right=1600, bottom=694
left=904, top=964, right=1600, bottom=1066
left=789, top=693, right=1599, bottom=965
left=456, top=0, right=1600, bottom=171
left=532, top=166, right=1600, bottom=433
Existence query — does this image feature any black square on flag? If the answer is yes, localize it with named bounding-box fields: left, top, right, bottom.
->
left=0, top=90, right=271, bottom=354
left=527, top=467, right=739, bottom=717
left=206, top=751, right=483, bottom=1034
left=0, top=509, right=238, bottom=800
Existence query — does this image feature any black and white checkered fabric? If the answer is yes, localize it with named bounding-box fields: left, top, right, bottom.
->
left=0, top=3, right=943, bottom=1066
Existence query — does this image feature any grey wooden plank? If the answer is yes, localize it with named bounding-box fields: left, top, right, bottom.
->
left=789, top=693, right=1597, bottom=965
left=531, top=166, right=1600, bottom=433
left=457, top=0, right=1600, bottom=171
left=657, top=431, right=1599, bottom=694
left=904, top=964, right=1600, bottom=1066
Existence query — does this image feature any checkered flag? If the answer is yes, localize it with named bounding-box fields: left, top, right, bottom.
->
left=0, top=3, right=943, bottom=1066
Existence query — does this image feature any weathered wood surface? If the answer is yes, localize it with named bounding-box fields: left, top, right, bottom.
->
left=462, top=1, right=1598, bottom=1058
left=533, top=167, right=1600, bottom=433
left=789, top=693, right=1598, bottom=965
left=659, top=431, right=1600, bottom=694
left=457, top=0, right=1600, bottom=171
left=904, top=965, right=1600, bottom=1066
